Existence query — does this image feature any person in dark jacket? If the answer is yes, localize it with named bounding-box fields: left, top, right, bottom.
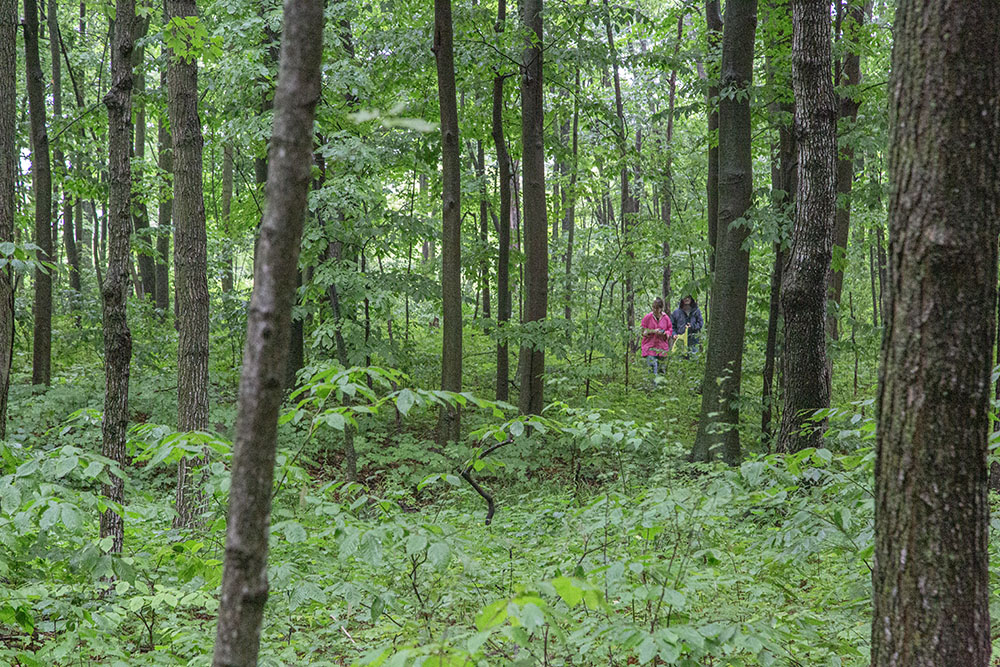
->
left=671, top=295, right=704, bottom=356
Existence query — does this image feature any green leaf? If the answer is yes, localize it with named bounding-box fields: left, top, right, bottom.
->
left=551, top=576, right=583, bottom=608
left=61, top=504, right=82, bottom=531
left=509, top=420, right=524, bottom=437
left=40, top=503, right=61, bottom=530
left=475, top=599, right=508, bottom=630
left=405, top=533, right=427, bottom=556
left=54, top=455, right=79, bottom=478
left=395, top=388, right=416, bottom=415
left=82, top=460, right=104, bottom=478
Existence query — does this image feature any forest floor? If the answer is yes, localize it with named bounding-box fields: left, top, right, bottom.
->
left=0, top=324, right=977, bottom=666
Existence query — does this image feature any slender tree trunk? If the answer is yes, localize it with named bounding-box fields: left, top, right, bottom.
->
left=775, top=0, right=836, bottom=453
left=871, top=2, right=1000, bottom=664
left=221, top=143, right=234, bottom=293
left=0, top=0, right=14, bottom=440
left=132, top=23, right=156, bottom=300
left=827, top=0, right=865, bottom=340
left=691, top=0, right=756, bottom=465
left=492, top=75, right=512, bottom=402
left=563, top=67, right=579, bottom=321
left=100, top=0, right=136, bottom=555
left=155, top=98, right=172, bottom=314
left=477, top=140, right=490, bottom=319
left=517, top=0, right=547, bottom=415
left=212, top=1, right=322, bottom=661
left=705, top=0, right=722, bottom=272
left=168, top=0, right=211, bottom=528
left=24, top=0, right=52, bottom=386
left=49, top=0, right=80, bottom=296
left=661, top=16, right=682, bottom=302
left=433, top=0, right=462, bottom=441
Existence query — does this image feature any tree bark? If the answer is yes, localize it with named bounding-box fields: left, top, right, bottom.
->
left=101, top=0, right=136, bottom=555
left=827, top=0, right=865, bottom=340
left=132, top=21, right=155, bottom=300
left=168, top=0, right=211, bottom=528
left=476, top=140, right=490, bottom=319
left=564, top=67, right=579, bottom=321
left=775, top=0, right=836, bottom=453
left=433, top=0, right=462, bottom=441
left=492, top=0, right=511, bottom=403
left=0, top=0, right=14, bottom=440
left=220, top=143, right=234, bottom=293
left=212, top=0, right=322, bottom=661
left=155, top=93, right=172, bottom=315
left=871, top=3, right=1000, bottom=665
left=517, top=0, right=547, bottom=415
left=691, top=0, right=756, bottom=465
left=24, top=0, right=52, bottom=386
left=705, top=0, right=722, bottom=272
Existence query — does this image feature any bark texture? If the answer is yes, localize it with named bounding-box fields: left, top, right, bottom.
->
left=24, top=0, right=52, bottom=386
left=491, top=0, right=511, bottom=403
left=0, top=0, right=14, bottom=440
left=100, top=0, right=136, bottom=554
left=155, top=101, right=172, bottom=314
left=691, top=0, right=756, bottom=465
left=517, top=0, right=547, bottom=415
left=705, top=0, right=722, bottom=271
left=776, top=0, right=836, bottom=453
left=433, top=0, right=462, bottom=441
left=132, top=27, right=156, bottom=301
left=871, top=3, right=1000, bottom=666
left=168, top=0, right=211, bottom=527
left=212, top=0, right=322, bottom=661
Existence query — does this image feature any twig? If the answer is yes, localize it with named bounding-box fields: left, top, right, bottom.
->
left=460, top=437, right=515, bottom=525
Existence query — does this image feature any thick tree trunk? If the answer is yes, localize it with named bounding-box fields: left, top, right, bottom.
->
left=24, top=0, right=52, bottom=386
left=0, top=0, right=14, bottom=440
left=871, top=3, right=1000, bottom=665
left=433, top=0, right=462, bottom=441
left=212, top=0, right=322, bottom=661
left=691, top=0, right=756, bottom=465
left=827, top=0, right=865, bottom=340
left=155, top=102, right=172, bottom=314
left=517, top=0, right=547, bottom=415
left=705, top=0, right=722, bottom=272
left=775, top=0, right=836, bottom=453
left=168, top=0, right=211, bottom=528
left=101, top=0, right=136, bottom=555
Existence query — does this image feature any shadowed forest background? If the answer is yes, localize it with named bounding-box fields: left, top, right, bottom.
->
left=1, top=0, right=999, bottom=664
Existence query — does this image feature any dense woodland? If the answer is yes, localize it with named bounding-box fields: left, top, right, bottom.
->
left=0, top=0, right=998, bottom=664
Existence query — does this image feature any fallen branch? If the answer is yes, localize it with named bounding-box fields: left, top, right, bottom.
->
left=461, top=437, right=514, bottom=526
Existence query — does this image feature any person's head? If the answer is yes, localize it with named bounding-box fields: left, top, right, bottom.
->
left=652, top=297, right=664, bottom=314
left=679, top=295, right=697, bottom=310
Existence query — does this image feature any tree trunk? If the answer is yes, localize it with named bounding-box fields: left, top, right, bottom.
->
left=563, top=67, right=579, bottom=321
left=705, top=0, right=722, bottom=272
left=49, top=0, right=80, bottom=296
left=100, top=0, right=136, bottom=555
left=433, top=0, right=462, bottom=441
left=0, top=0, right=14, bottom=440
left=212, top=1, right=322, bottom=661
left=775, top=0, right=836, bottom=454
left=155, top=98, right=172, bottom=314
left=492, top=1, right=511, bottom=403
left=871, top=3, right=1000, bottom=665
left=690, top=0, right=756, bottom=465
left=168, top=0, right=211, bottom=528
left=24, top=0, right=52, bottom=386
left=477, top=140, right=490, bottom=319
left=661, top=16, right=682, bottom=302
left=221, top=143, right=234, bottom=293
left=517, top=0, right=547, bottom=415
left=132, top=23, right=156, bottom=301
left=827, top=0, right=865, bottom=340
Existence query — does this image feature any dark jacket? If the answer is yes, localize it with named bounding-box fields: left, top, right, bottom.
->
left=671, top=306, right=703, bottom=336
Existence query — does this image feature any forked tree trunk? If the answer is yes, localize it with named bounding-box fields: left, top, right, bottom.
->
left=168, top=0, right=211, bottom=528
left=690, top=0, right=756, bottom=465
left=0, top=0, right=14, bottom=440
left=101, top=0, right=136, bottom=555
left=517, top=0, right=548, bottom=415
left=212, top=1, right=322, bottom=662
left=434, top=0, right=462, bottom=442
left=871, top=3, right=1000, bottom=665
left=775, top=0, right=836, bottom=453
left=24, top=0, right=52, bottom=386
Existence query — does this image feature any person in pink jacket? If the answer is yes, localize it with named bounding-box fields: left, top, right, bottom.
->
left=640, top=297, right=673, bottom=377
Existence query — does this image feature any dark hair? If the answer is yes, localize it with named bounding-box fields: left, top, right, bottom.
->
left=678, top=295, right=698, bottom=309
left=652, top=297, right=664, bottom=309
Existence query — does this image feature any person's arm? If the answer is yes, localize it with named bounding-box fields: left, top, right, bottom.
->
left=693, top=309, right=703, bottom=332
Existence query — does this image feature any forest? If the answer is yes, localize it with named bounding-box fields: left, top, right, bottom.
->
left=1, top=0, right=999, bottom=664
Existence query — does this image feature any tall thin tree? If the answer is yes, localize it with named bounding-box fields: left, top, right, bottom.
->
left=433, top=0, right=461, bottom=441
left=775, top=0, right=836, bottom=453
left=101, top=0, right=136, bottom=554
left=491, top=0, right=511, bottom=403
left=168, top=0, right=211, bottom=527
left=871, top=2, right=1000, bottom=664
left=212, top=0, right=323, bottom=662
left=0, top=0, right=14, bottom=440
left=518, top=0, right=548, bottom=415
left=690, top=0, right=756, bottom=464
left=23, top=0, right=52, bottom=386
